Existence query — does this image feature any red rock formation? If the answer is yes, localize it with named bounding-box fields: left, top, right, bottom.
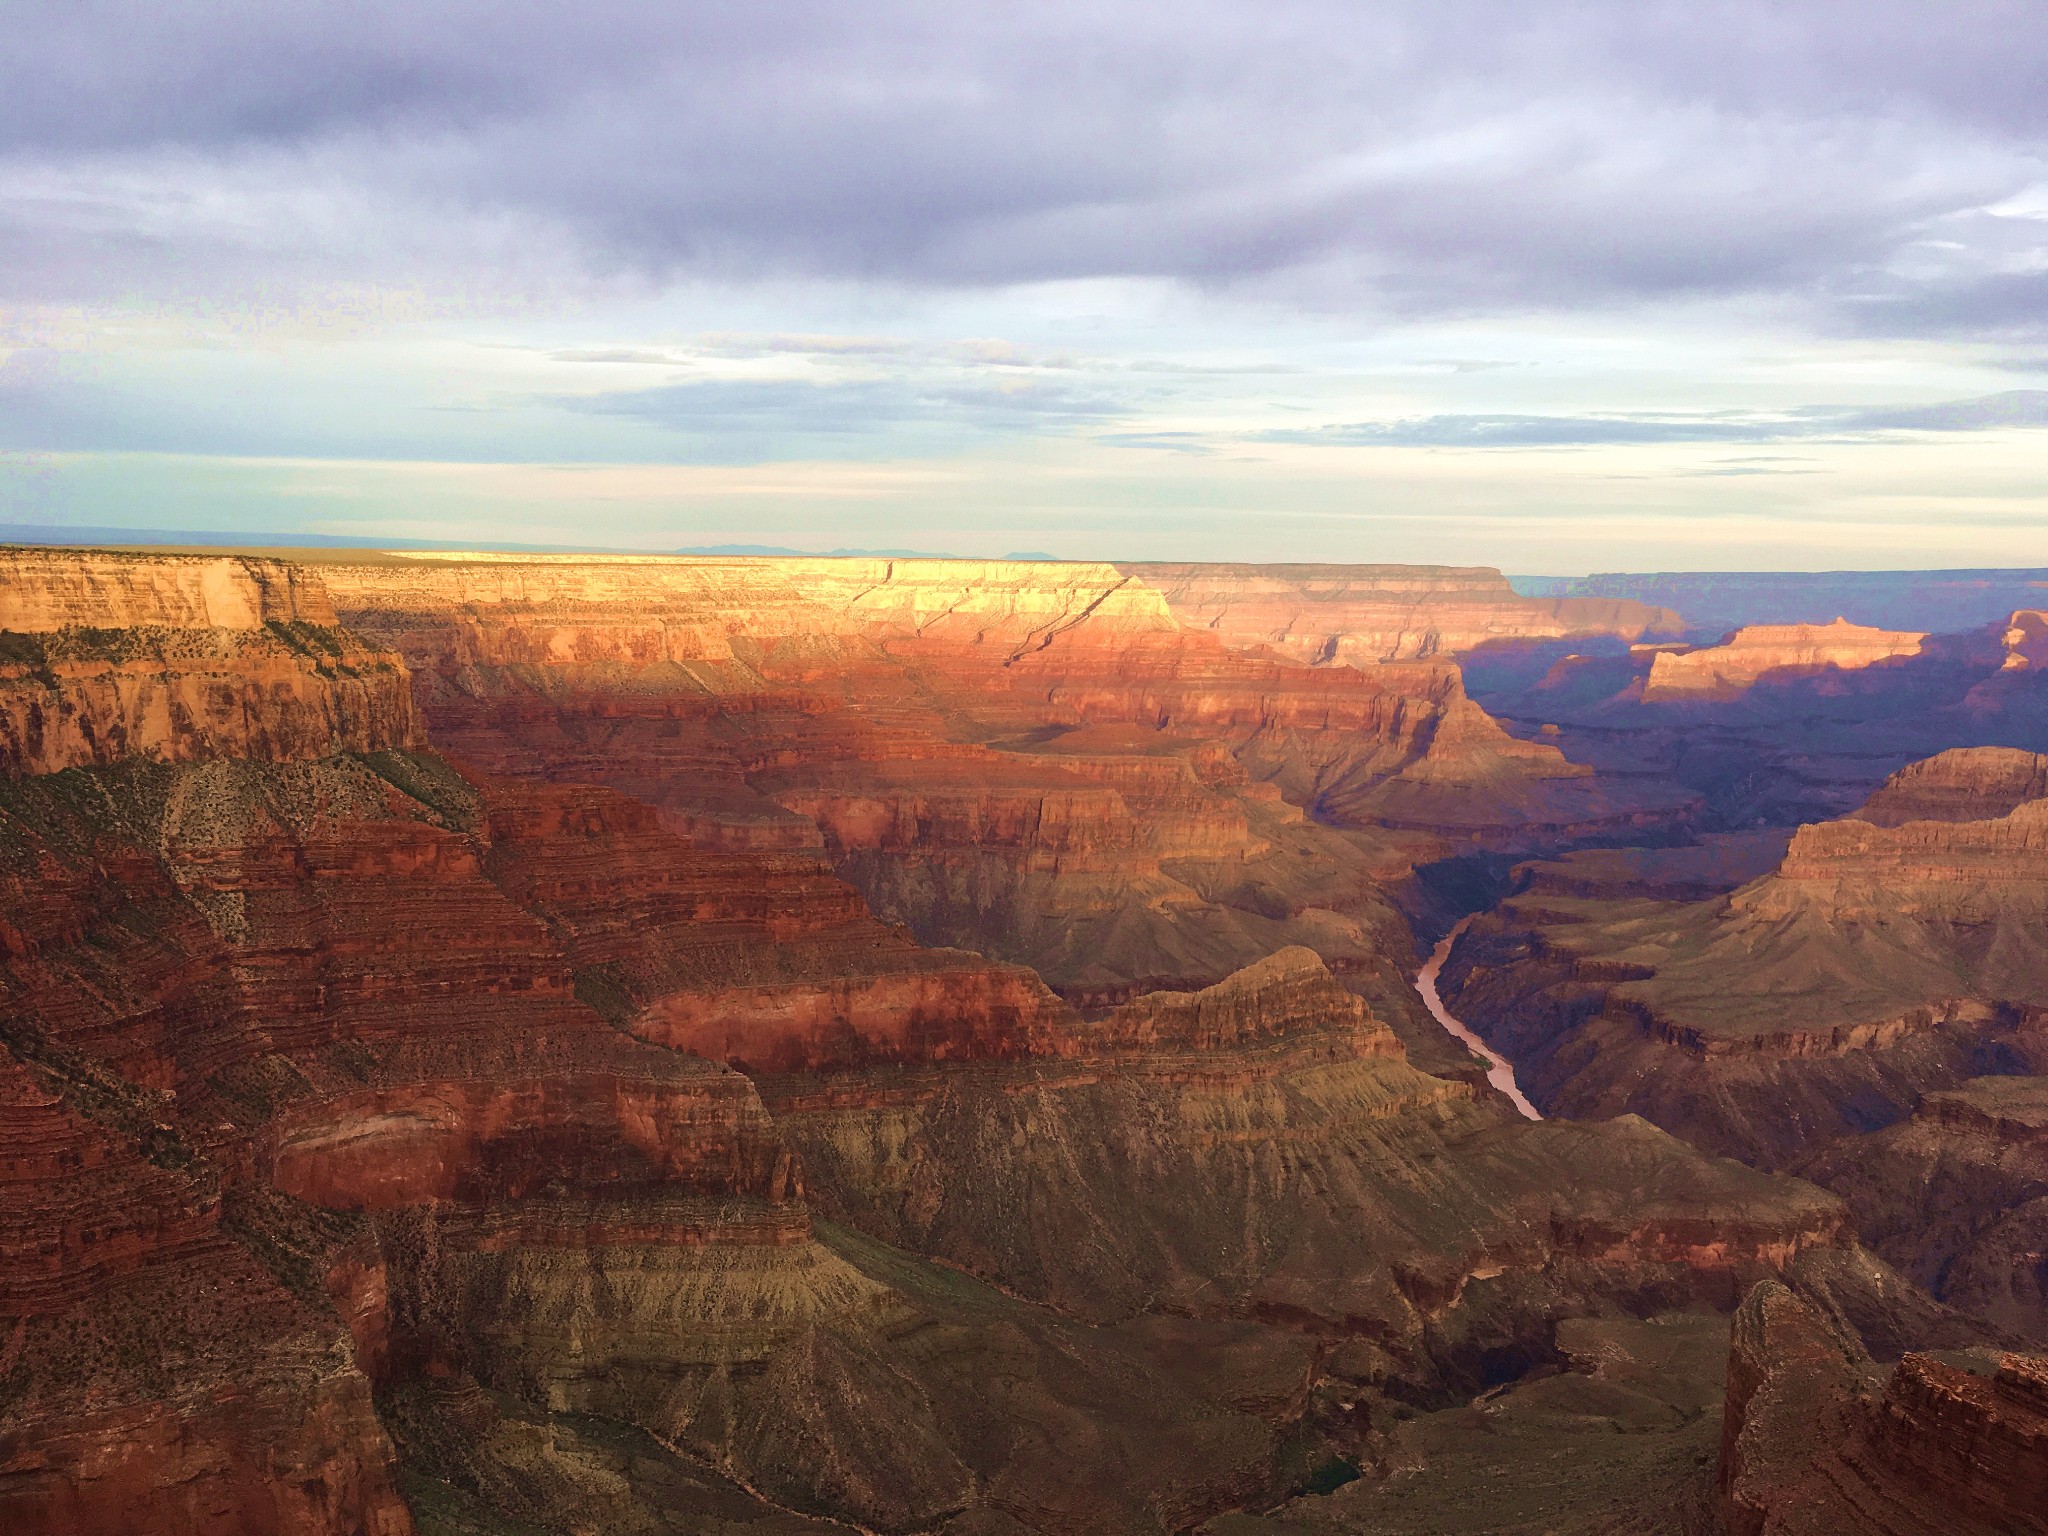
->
left=1851, top=744, right=2048, bottom=825
left=0, top=550, right=419, bottom=775
left=0, top=1044, right=415, bottom=1536
left=0, top=548, right=1935, bottom=1533
left=313, top=552, right=1690, bottom=1009
left=1641, top=616, right=1927, bottom=701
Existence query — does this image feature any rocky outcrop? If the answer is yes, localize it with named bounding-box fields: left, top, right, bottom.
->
left=0, top=549, right=339, bottom=632
left=1851, top=744, right=2048, bottom=826
left=1719, top=1279, right=2048, bottom=1535
left=0, top=1037, right=415, bottom=1536
left=0, top=551, right=419, bottom=775
left=1641, top=618, right=1927, bottom=701
left=1120, top=561, right=1680, bottom=665
left=0, top=746, right=856, bottom=1530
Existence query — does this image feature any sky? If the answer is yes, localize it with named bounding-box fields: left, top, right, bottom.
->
left=1, top=1, right=2045, bottom=571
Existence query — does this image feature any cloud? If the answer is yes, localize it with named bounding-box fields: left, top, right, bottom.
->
left=547, top=348, right=687, bottom=365
left=1846, top=389, right=2048, bottom=430
left=1257, top=390, right=2048, bottom=448
left=552, top=372, right=1134, bottom=461
left=0, top=2, right=2043, bottom=335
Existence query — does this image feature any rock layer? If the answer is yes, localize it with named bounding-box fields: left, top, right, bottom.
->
left=0, top=551, right=418, bottom=776
left=1641, top=617, right=1927, bottom=701
left=1120, top=561, right=1680, bottom=665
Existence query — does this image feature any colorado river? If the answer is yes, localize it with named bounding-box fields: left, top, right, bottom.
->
left=1415, top=916, right=1541, bottom=1119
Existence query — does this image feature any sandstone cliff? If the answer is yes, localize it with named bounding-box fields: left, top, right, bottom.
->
left=1640, top=617, right=1927, bottom=701
left=0, top=551, right=419, bottom=775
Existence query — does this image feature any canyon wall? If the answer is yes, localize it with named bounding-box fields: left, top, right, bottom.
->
left=1640, top=617, right=1927, bottom=701
left=1119, top=561, right=1680, bottom=665
left=313, top=551, right=1692, bottom=1003
left=0, top=549, right=419, bottom=776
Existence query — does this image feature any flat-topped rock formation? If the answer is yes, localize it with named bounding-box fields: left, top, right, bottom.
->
left=0, top=550, right=419, bottom=775
left=1118, top=561, right=1679, bottom=665
left=1641, top=616, right=1927, bottom=701
left=0, top=548, right=339, bottom=631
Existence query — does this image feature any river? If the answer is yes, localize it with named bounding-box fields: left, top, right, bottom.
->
left=1414, top=915, right=1541, bottom=1120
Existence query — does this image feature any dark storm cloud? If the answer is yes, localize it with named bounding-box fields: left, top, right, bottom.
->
left=1, top=2, right=2045, bottom=331
left=1259, top=391, right=2048, bottom=447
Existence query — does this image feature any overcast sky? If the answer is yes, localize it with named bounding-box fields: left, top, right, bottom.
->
left=2, top=0, right=2045, bottom=569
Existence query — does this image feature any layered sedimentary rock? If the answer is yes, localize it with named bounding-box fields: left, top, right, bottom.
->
left=1476, top=608, right=2048, bottom=831
left=1119, top=562, right=1680, bottom=666
left=2, top=546, right=1990, bottom=1534
left=1439, top=747, right=2048, bottom=1167
left=762, top=949, right=1849, bottom=1385
left=1640, top=617, right=1927, bottom=701
left=0, top=739, right=1305, bottom=1534
left=1850, top=743, right=2048, bottom=825
left=313, top=552, right=1691, bottom=1007
left=0, top=549, right=418, bottom=776
left=1718, top=1280, right=2048, bottom=1535
left=0, top=548, right=339, bottom=632
left=0, top=1040, right=414, bottom=1536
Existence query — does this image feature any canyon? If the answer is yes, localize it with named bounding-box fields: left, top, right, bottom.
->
left=0, top=546, right=2041, bottom=1534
